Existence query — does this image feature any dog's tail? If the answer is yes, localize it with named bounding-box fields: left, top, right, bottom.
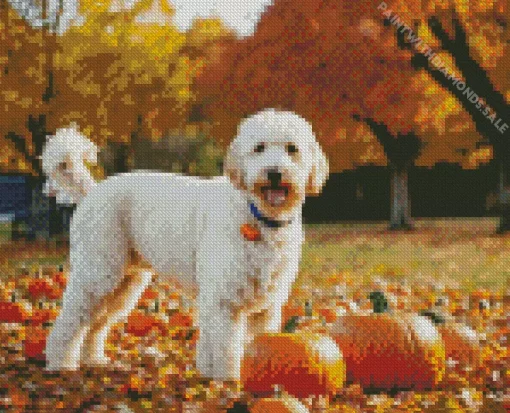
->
left=41, top=124, right=99, bottom=205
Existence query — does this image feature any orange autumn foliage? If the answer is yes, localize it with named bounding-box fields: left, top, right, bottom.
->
left=196, top=0, right=486, bottom=171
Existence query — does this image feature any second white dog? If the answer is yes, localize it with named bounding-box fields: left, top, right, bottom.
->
left=44, top=108, right=329, bottom=380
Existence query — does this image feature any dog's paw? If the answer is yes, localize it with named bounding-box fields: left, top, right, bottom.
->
left=45, top=358, right=81, bottom=371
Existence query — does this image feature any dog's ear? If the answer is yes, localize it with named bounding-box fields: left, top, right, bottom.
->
left=223, top=142, right=246, bottom=190
left=306, top=140, right=329, bottom=196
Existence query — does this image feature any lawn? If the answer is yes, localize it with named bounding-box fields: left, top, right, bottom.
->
left=300, top=218, right=510, bottom=292
left=2, top=218, right=509, bottom=291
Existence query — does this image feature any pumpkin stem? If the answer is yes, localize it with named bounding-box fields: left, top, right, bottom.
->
left=369, top=291, right=388, bottom=314
left=419, top=310, right=445, bottom=325
left=283, top=315, right=299, bottom=333
left=272, top=384, right=283, bottom=398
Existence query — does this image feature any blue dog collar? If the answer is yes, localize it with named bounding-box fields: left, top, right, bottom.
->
left=249, top=202, right=292, bottom=228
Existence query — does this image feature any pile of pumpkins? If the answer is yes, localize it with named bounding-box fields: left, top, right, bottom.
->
left=0, top=266, right=66, bottom=361
left=0, top=268, right=484, bottom=411
left=241, top=291, right=482, bottom=409
left=0, top=267, right=197, bottom=362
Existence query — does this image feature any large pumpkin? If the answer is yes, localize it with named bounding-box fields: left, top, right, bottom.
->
left=241, top=331, right=345, bottom=398
left=419, top=311, right=481, bottom=370
left=438, top=322, right=481, bottom=368
left=330, top=294, right=445, bottom=390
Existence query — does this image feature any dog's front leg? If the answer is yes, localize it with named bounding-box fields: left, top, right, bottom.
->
left=196, top=296, right=247, bottom=381
left=261, top=255, right=301, bottom=333
left=262, top=303, right=284, bottom=332
left=246, top=301, right=284, bottom=345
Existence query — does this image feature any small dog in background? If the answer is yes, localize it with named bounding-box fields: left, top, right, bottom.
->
left=43, top=108, right=329, bottom=381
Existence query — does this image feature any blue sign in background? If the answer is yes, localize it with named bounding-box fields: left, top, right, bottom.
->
left=0, top=175, right=32, bottom=220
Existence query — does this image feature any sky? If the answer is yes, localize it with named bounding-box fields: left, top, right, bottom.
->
left=169, top=0, right=274, bottom=36
left=8, top=0, right=79, bottom=33
left=8, top=0, right=275, bottom=37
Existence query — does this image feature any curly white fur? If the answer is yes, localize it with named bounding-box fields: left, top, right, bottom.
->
left=41, top=124, right=98, bottom=205
left=44, top=109, right=329, bottom=380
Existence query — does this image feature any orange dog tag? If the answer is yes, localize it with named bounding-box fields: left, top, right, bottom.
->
left=241, top=223, right=261, bottom=241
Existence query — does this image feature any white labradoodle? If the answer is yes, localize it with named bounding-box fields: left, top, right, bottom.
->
left=43, top=108, right=329, bottom=380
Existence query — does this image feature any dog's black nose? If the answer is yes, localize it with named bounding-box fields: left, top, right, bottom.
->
left=267, top=170, right=282, bottom=185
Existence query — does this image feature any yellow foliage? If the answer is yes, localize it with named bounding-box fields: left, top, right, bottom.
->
left=53, top=0, right=204, bottom=144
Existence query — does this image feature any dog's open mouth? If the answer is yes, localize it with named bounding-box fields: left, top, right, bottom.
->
left=261, top=185, right=290, bottom=207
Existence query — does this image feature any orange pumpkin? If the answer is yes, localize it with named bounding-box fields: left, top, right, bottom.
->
left=27, top=279, right=59, bottom=300
left=0, top=302, right=31, bottom=323
left=281, top=303, right=306, bottom=330
left=282, top=300, right=316, bottom=331
left=503, top=397, right=510, bottom=413
left=125, top=311, right=165, bottom=337
left=29, top=308, right=58, bottom=326
left=317, top=307, right=338, bottom=324
left=46, top=286, right=63, bottom=300
left=141, top=287, right=159, bottom=301
left=437, top=322, right=481, bottom=368
left=330, top=311, right=445, bottom=390
left=51, top=267, right=67, bottom=288
left=168, top=311, right=193, bottom=328
left=166, top=311, right=194, bottom=340
left=241, top=331, right=345, bottom=398
left=23, top=327, right=48, bottom=360
left=250, top=395, right=309, bottom=413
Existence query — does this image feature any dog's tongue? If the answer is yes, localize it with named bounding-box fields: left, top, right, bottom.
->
left=265, top=189, right=286, bottom=206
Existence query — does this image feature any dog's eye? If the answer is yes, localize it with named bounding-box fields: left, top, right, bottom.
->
left=254, top=143, right=265, bottom=153
left=59, top=161, right=68, bottom=170
left=286, top=144, right=298, bottom=154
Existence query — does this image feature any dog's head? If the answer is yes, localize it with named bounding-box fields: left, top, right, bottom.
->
left=224, top=109, right=329, bottom=219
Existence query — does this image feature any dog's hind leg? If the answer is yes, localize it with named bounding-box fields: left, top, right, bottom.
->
left=46, top=209, right=129, bottom=371
left=45, top=293, right=92, bottom=370
left=81, top=267, right=153, bottom=366
left=46, top=262, right=128, bottom=370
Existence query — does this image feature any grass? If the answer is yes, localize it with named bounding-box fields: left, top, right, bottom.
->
left=299, top=217, right=510, bottom=292
left=1, top=218, right=508, bottom=291
left=0, top=222, right=10, bottom=243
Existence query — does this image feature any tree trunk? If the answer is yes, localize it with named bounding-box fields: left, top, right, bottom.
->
left=389, top=166, right=413, bottom=230
left=497, top=162, right=510, bottom=233
left=113, top=143, right=131, bottom=173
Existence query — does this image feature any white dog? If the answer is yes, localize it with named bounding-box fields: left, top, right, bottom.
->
left=43, top=108, right=329, bottom=380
